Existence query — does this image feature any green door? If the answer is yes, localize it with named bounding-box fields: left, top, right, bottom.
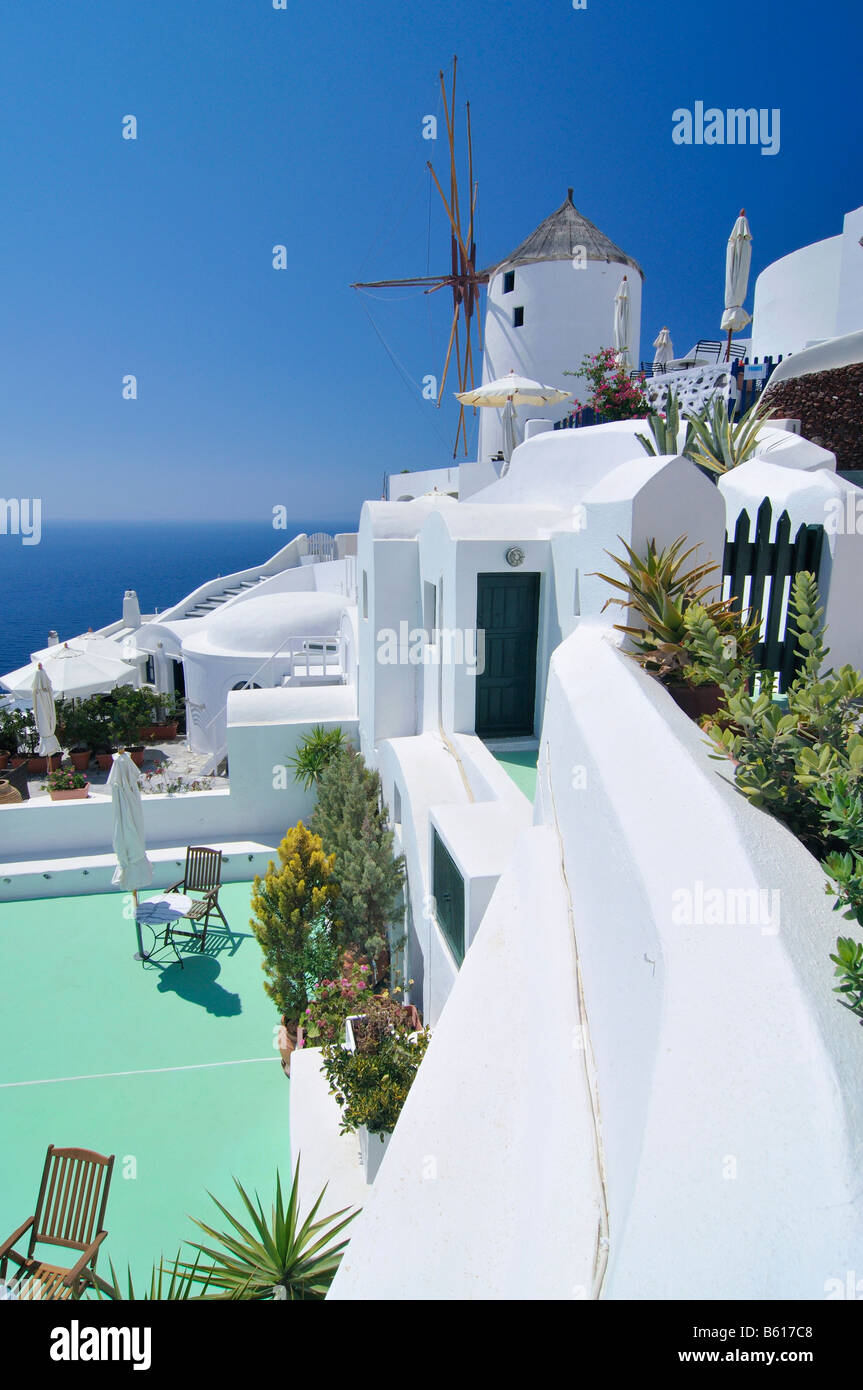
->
left=475, top=572, right=540, bottom=737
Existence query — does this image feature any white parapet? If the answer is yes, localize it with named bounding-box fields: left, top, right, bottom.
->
left=330, top=619, right=863, bottom=1299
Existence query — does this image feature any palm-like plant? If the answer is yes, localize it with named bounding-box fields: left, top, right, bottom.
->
left=287, top=725, right=347, bottom=789
left=101, top=1252, right=215, bottom=1300
left=183, top=1163, right=357, bottom=1299
left=685, top=397, right=767, bottom=475
left=594, top=534, right=760, bottom=686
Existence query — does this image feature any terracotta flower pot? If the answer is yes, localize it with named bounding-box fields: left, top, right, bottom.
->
left=138, top=723, right=179, bottom=743
left=27, top=756, right=49, bottom=774
left=49, top=786, right=90, bottom=801
left=95, top=753, right=114, bottom=771
left=0, top=752, right=8, bottom=770
left=69, top=751, right=92, bottom=772
left=667, top=683, right=724, bottom=721
left=128, top=747, right=145, bottom=767
left=0, top=779, right=23, bottom=805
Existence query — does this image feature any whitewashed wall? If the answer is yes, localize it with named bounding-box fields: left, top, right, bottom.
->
left=751, top=235, right=842, bottom=359
left=332, top=620, right=863, bottom=1299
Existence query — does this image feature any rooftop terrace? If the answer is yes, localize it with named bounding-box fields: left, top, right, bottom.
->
left=0, top=881, right=288, bottom=1290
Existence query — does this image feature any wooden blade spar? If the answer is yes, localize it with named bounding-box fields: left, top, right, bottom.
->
left=350, top=56, right=486, bottom=458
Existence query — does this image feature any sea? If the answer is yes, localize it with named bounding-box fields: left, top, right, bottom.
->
left=0, top=519, right=357, bottom=677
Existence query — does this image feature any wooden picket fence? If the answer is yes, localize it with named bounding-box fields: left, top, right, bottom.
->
left=723, top=498, right=824, bottom=690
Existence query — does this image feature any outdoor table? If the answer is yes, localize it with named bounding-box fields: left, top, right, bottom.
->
left=133, top=893, right=195, bottom=961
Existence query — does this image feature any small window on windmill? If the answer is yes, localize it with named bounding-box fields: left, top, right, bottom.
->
left=513, top=306, right=524, bottom=328
left=502, top=270, right=515, bottom=294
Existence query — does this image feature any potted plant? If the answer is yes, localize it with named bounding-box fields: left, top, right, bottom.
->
left=55, top=698, right=92, bottom=771
left=111, top=685, right=148, bottom=764
left=321, top=993, right=429, bottom=1183
left=0, top=708, right=22, bottom=768
left=83, top=698, right=117, bottom=770
left=14, top=711, right=47, bottom=773
left=44, top=764, right=90, bottom=801
left=593, top=534, right=759, bottom=720
left=138, top=690, right=180, bottom=743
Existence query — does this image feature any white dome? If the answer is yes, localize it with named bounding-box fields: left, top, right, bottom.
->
left=182, top=591, right=348, bottom=658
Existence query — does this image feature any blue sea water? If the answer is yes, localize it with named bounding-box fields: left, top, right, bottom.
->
left=0, top=520, right=356, bottom=677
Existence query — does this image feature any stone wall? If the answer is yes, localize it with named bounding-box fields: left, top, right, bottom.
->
left=764, top=363, right=863, bottom=469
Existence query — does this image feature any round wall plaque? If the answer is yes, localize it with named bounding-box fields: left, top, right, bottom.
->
left=505, top=546, right=525, bottom=568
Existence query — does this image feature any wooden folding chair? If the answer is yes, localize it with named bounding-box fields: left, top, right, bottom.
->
left=0, top=1145, right=115, bottom=1300
left=164, top=846, right=228, bottom=958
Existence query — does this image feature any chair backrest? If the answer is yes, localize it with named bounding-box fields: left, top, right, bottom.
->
left=33, top=1146, right=115, bottom=1252
left=184, top=846, right=223, bottom=893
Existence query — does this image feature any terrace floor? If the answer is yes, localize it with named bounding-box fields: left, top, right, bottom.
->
left=492, top=747, right=539, bottom=803
left=0, top=881, right=289, bottom=1291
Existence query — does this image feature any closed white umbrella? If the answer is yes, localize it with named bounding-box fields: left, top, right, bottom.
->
left=652, top=327, right=674, bottom=371
left=1, top=643, right=135, bottom=700
left=501, top=398, right=520, bottom=463
left=108, top=751, right=152, bottom=900
left=613, top=276, right=631, bottom=367
left=721, top=209, right=753, bottom=358
left=32, top=664, right=61, bottom=762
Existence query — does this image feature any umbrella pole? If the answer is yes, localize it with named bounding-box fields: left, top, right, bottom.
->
left=725, top=327, right=733, bottom=362
left=131, top=889, right=152, bottom=962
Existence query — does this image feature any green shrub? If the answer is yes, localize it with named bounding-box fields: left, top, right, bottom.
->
left=704, top=571, right=863, bottom=1022
left=250, top=823, right=341, bottom=1023
left=299, top=961, right=374, bottom=1048
left=322, top=996, right=429, bottom=1137
left=310, top=747, right=405, bottom=969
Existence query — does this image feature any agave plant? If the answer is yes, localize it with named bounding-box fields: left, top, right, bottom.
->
left=636, top=387, right=694, bottom=459
left=685, top=396, right=768, bottom=475
left=182, top=1162, right=357, bottom=1300
left=594, top=534, right=760, bottom=687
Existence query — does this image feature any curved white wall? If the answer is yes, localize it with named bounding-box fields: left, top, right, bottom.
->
left=480, top=259, right=642, bottom=461
left=751, top=236, right=842, bottom=359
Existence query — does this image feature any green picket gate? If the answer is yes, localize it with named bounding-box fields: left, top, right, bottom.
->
left=723, top=498, right=825, bottom=691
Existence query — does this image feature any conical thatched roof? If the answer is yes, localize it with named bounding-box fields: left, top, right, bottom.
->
left=485, top=189, right=643, bottom=278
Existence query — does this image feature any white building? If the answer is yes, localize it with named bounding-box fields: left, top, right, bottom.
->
left=478, top=189, right=643, bottom=461
left=5, top=190, right=863, bottom=1302
left=751, top=203, right=863, bottom=359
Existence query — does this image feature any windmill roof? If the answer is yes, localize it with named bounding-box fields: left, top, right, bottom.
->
left=484, top=189, right=644, bottom=278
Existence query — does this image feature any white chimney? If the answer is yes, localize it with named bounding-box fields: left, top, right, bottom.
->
left=123, top=590, right=141, bottom=628
left=47, top=629, right=59, bottom=646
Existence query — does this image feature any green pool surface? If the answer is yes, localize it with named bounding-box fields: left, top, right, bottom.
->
left=493, top=748, right=539, bottom=802
left=0, top=883, right=288, bottom=1292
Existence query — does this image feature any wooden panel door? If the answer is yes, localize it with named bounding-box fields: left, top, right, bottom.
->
left=475, top=572, right=540, bottom=738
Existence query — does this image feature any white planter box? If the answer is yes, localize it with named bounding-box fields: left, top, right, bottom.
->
left=359, top=1125, right=391, bottom=1184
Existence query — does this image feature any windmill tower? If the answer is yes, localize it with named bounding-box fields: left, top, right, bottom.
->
left=479, top=190, right=644, bottom=461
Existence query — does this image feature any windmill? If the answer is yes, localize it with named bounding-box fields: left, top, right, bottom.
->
left=351, top=57, right=487, bottom=458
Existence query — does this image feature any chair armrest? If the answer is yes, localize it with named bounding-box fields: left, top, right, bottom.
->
left=63, top=1230, right=107, bottom=1289
left=0, top=1217, right=34, bottom=1260
left=166, top=879, right=184, bottom=894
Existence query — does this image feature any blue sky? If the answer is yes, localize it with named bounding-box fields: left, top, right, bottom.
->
left=0, top=0, right=857, bottom=523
